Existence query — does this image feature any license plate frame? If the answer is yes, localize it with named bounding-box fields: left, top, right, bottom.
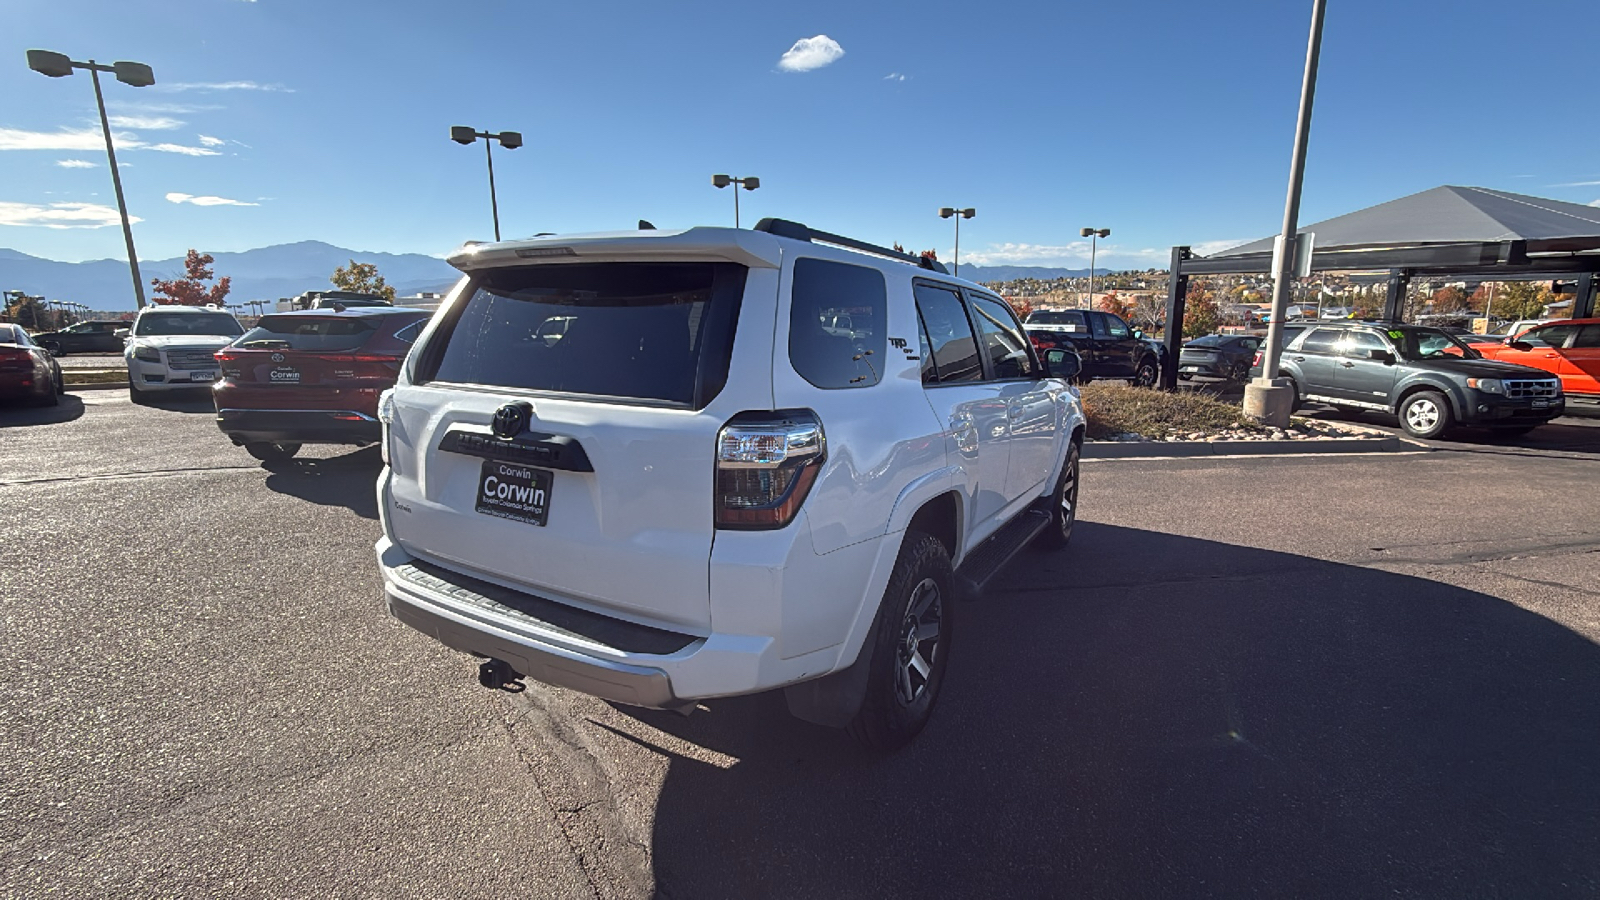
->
left=188, top=370, right=216, bottom=383
left=1532, top=398, right=1551, bottom=409
left=475, top=460, right=553, bottom=527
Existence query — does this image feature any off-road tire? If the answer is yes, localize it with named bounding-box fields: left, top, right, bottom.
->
left=1399, top=390, right=1452, bottom=440
left=1035, top=441, right=1080, bottom=549
left=847, top=531, right=953, bottom=753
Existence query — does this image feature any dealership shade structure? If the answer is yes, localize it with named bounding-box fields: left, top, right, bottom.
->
left=1159, top=185, right=1600, bottom=389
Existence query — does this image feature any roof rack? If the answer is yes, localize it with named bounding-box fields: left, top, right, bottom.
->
left=753, top=218, right=951, bottom=275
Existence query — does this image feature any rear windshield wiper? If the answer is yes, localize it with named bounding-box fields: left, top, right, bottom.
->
left=240, top=339, right=293, bottom=349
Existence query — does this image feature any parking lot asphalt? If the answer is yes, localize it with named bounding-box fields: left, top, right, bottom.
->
left=3, top=391, right=1597, bottom=898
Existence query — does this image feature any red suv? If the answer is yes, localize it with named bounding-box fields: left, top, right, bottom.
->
left=213, top=307, right=431, bottom=463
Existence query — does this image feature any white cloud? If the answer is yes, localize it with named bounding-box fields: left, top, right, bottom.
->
left=166, top=192, right=258, bottom=207
left=197, top=135, right=226, bottom=147
left=0, top=201, right=139, bottom=229
left=777, top=35, right=845, bottom=72
left=157, top=80, right=292, bottom=93
left=144, top=143, right=222, bottom=157
left=0, top=127, right=119, bottom=151
left=107, top=115, right=183, bottom=130
left=56, top=159, right=98, bottom=169
left=1552, top=180, right=1600, bottom=187
left=1591, top=199, right=1600, bottom=208
left=885, top=72, right=907, bottom=82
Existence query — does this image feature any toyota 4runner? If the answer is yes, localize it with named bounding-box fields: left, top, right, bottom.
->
left=375, top=219, right=1086, bottom=750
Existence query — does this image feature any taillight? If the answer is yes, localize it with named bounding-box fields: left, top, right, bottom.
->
left=214, top=350, right=236, bottom=362
left=1251, top=351, right=1262, bottom=367
left=714, top=410, right=825, bottom=530
left=0, top=348, right=29, bottom=363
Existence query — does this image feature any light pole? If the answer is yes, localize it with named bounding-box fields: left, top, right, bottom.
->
left=1246, top=0, right=1327, bottom=428
left=939, top=207, right=976, bottom=277
left=27, top=49, right=154, bottom=309
left=1080, top=227, right=1110, bottom=308
left=450, top=126, right=523, bottom=241
left=712, top=175, right=760, bottom=227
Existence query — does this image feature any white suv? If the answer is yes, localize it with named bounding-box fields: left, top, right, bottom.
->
left=375, top=219, right=1086, bottom=750
left=124, top=305, right=245, bottom=403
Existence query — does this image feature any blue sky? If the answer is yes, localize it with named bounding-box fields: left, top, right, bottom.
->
left=3, top=0, right=1597, bottom=271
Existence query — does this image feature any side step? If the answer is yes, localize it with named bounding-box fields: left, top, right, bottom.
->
left=953, top=508, right=1051, bottom=602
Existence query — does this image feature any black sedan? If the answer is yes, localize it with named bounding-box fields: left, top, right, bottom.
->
left=29, top=319, right=126, bottom=356
left=1177, top=333, right=1262, bottom=382
left=0, top=324, right=64, bottom=406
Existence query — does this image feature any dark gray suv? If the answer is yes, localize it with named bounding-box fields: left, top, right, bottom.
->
left=1251, top=321, right=1565, bottom=438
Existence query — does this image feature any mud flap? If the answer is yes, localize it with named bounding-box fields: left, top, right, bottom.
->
left=783, top=639, right=875, bottom=728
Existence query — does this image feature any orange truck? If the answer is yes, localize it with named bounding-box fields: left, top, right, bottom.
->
left=1476, top=319, right=1600, bottom=416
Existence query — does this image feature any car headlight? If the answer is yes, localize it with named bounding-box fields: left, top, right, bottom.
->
left=132, top=344, right=161, bottom=363
left=1467, top=377, right=1504, bottom=395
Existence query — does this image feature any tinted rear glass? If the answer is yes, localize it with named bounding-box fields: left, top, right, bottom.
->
left=423, top=262, right=746, bottom=408
left=0, top=325, right=19, bottom=343
left=237, top=316, right=379, bottom=352
left=1028, top=310, right=1088, bottom=331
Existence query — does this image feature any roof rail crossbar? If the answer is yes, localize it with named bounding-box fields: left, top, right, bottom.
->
left=753, top=217, right=951, bottom=275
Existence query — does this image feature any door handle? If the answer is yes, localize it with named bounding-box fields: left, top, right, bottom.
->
left=1542, top=353, right=1558, bottom=358
left=1340, top=361, right=1355, bottom=368
left=1292, top=356, right=1305, bottom=363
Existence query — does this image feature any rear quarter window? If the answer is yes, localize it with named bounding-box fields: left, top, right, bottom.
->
left=788, top=258, right=887, bottom=389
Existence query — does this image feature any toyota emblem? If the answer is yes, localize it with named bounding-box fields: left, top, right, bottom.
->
left=491, top=402, right=532, bottom=439
left=270, top=352, right=285, bottom=362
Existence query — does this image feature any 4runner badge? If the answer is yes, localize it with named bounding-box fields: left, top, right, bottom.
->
left=492, top=402, right=533, bottom=439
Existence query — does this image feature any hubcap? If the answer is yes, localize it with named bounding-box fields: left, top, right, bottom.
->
left=895, top=578, right=942, bottom=707
left=1407, top=399, right=1439, bottom=430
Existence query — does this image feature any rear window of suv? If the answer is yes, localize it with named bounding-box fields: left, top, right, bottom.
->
left=238, top=315, right=381, bottom=352
left=420, top=262, right=746, bottom=409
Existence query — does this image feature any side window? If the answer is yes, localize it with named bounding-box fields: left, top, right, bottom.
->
left=1102, top=314, right=1131, bottom=340
left=968, top=293, right=1037, bottom=379
left=1089, top=313, right=1112, bottom=339
left=914, top=283, right=982, bottom=383
left=788, top=258, right=887, bottom=389
left=1299, top=328, right=1343, bottom=354
left=1523, top=325, right=1578, bottom=348
left=394, top=319, right=427, bottom=345
left=1574, top=325, right=1600, bottom=349
left=1240, top=337, right=1260, bottom=351
left=1337, top=331, right=1390, bottom=357
left=916, top=307, right=938, bottom=384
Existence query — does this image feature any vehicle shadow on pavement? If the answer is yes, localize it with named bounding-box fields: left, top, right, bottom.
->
left=0, top=394, right=85, bottom=428
left=627, top=522, right=1600, bottom=899
left=135, top=392, right=216, bottom=414
left=262, top=448, right=382, bottom=519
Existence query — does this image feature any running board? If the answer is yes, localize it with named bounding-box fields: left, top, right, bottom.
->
left=953, top=508, right=1051, bottom=602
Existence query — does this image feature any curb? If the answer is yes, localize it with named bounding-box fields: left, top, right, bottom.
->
left=1083, top=435, right=1404, bottom=459
left=65, top=381, right=131, bottom=392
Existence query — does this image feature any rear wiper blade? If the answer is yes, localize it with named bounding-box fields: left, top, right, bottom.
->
left=240, top=339, right=292, bottom=349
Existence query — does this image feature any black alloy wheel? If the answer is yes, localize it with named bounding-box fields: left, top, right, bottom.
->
left=1130, top=357, right=1159, bottom=388
left=1036, top=441, right=1080, bottom=549
left=848, top=531, right=953, bottom=752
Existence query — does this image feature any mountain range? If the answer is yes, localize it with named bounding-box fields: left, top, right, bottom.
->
left=0, top=242, right=1111, bottom=310
left=0, top=242, right=461, bottom=310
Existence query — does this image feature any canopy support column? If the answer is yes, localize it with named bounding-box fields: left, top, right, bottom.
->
left=1382, top=269, right=1409, bottom=323
left=1160, top=246, right=1191, bottom=391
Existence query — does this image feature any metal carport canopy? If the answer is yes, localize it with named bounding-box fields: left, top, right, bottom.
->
left=1158, top=186, right=1600, bottom=389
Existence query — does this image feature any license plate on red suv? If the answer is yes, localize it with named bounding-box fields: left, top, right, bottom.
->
left=476, top=460, right=552, bottom=526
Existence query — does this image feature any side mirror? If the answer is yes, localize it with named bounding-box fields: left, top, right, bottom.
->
left=1131, top=328, right=1145, bottom=339
left=1508, top=340, right=1534, bottom=352
left=1365, top=348, right=1395, bottom=363
left=1044, top=348, right=1081, bottom=381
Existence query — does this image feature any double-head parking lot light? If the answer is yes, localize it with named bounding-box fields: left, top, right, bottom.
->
left=938, top=207, right=976, bottom=277
left=26, top=49, right=154, bottom=308
left=1080, top=227, right=1111, bottom=305
left=450, top=127, right=523, bottom=241
left=712, top=175, right=760, bottom=227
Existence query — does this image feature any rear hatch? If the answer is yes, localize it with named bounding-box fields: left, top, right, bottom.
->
left=385, top=259, right=769, bottom=633
left=219, top=314, right=409, bottom=409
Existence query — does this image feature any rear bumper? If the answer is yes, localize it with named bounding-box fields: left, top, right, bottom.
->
left=1177, top=357, right=1230, bottom=376
left=216, top=407, right=380, bottom=445
left=377, top=536, right=795, bottom=707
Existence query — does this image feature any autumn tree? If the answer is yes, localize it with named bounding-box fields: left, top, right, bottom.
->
left=1489, top=281, right=1552, bottom=320
left=1430, top=286, right=1473, bottom=315
left=330, top=260, right=398, bottom=302
left=151, top=250, right=232, bottom=306
left=1183, top=282, right=1220, bottom=338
